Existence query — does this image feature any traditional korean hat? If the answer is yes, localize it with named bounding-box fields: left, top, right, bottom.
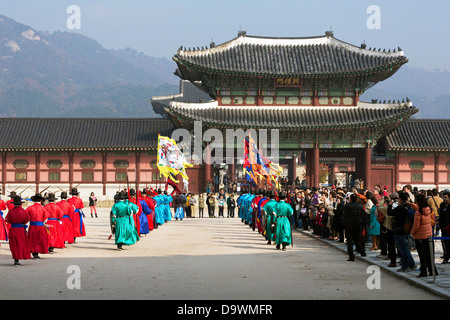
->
left=46, top=193, right=58, bottom=202
left=8, top=191, right=17, bottom=198
left=129, top=188, right=136, bottom=196
left=278, top=191, right=287, bottom=200
left=60, top=191, right=68, bottom=199
left=69, top=188, right=79, bottom=195
left=31, top=193, right=45, bottom=202
left=13, top=195, right=24, bottom=205
left=118, top=191, right=127, bottom=200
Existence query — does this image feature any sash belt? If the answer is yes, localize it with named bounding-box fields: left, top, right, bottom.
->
left=30, top=221, right=44, bottom=226
left=11, top=223, right=26, bottom=229
left=75, top=209, right=83, bottom=234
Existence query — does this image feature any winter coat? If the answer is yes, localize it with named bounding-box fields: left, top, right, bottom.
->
left=410, top=203, right=433, bottom=240
left=198, top=196, right=205, bottom=209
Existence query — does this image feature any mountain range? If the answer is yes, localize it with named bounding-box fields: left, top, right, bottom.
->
left=0, top=14, right=448, bottom=119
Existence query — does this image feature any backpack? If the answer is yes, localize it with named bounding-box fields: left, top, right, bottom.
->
left=359, top=207, right=370, bottom=226
left=403, top=205, right=415, bottom=234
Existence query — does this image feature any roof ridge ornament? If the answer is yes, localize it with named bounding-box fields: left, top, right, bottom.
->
left=238, top=29, right=246, bottom=37
left=325, top=29, right=334, bottom=37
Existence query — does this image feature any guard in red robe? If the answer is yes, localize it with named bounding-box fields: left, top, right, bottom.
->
left=142, top=190, right=155, bottom=231
left=128, top=189, right=141, bottom=235
left=0, top=196, right=9, bottom=244
left=56, top=191, right=75, bottom=244
left=6, top=191, right=17, bottom=211
left=67, top=188, right=86, bottom=242
left=5, top=196, right=31, bottom=266
left=44, top=193, right=65, bottom=251
left=25, top=193, right=51, bottom=259
left=144, top=188, right=158, bottom=230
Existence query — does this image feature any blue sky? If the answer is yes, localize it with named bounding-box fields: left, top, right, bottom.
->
left=1, top=0, right=448, bottom=70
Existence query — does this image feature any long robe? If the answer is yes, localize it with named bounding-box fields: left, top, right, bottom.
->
left=163, top=194, right=173, bottom=222
left=111, top=201, right=139, bottom=246
left=44, top=202, right=65, bottom=248
left=274, top=200, right=294, bottom=245
left=5, top=207, right=31, bottom=260
left=0, top=199, right=9, bottom=242
left=138, top=199, right=151, bottom=235
left=67, top=196, right=86, bottom=237
left=142, top=196, right=156, bottom=230
left=56, top=199, right=75, bottom=243
left=263, top=199, right=278, bottom=242
left=153, top=195, right=165, bottom=225
left=25, top=203, right=51, bottom=254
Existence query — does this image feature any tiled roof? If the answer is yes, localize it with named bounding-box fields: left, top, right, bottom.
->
left=386, top=119, right=450, bottom=151
left=151, top=80, right=213, bottom=118
left=165, top=101, right=418, bottom=130
left=0, top=118, right=175, bottom=151
left=174, top=33, right=408, bottom=77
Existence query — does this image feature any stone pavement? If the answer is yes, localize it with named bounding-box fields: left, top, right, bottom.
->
left=296, top=227, right=450, bottom=299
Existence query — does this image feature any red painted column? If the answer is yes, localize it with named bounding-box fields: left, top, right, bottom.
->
left=313, top=147, right=320, bottom=188
left=363, top=147, right=372, bottom=191
left=292, top=156, right=297, bottom=184
left=69, top=152, right=74, bottom=191
left=35, top=152, right=40, bottom=193
left=435, top=153, right=440, bottom=188
left=136, top=151, right=141, bottom=189
left=394, top=153, right=400, bottom=189
left=305, top=149, right=311, bottom=187
left=102, top=152, right=107, bottom=196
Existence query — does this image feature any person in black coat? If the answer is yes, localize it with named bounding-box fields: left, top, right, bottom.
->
left=342, top=194, right=366, bottom=261
left=439, top=191, right=450, bottom=264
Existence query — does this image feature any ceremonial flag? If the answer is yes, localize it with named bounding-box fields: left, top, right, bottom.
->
left=243, top=137, right=258, bottom=186
left=243, top=132, right=283, bottom=189
left=157, top=135, right=193, bottom=183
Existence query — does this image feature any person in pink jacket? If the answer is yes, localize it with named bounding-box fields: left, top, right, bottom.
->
left=410, top=193, right=438, bottom=277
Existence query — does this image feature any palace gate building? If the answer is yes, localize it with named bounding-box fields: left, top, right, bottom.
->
left=0, top=31, right=449, bottom=202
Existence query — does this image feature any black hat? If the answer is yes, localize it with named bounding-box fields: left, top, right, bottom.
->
left=13, top=195, right=24, bottom=205
left=278, top=191, right=287, bottom=200
left=118, top=191, right=127, bottom=200
left=46, top=193, right=58, bottom=201
left=31, top=193, right=45, bottom=202
left=8, top=191, right=17, bottom=198
left=129, top=188, right=136, bottom=196
left=69, top=188, right=79, bottom=195
left=60, top=191, right=68, bottom=199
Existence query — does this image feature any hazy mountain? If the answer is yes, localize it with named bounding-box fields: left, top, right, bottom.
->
left=0, top=14, right=178, bottom=118
left=361, top=66, right=450, bottom=119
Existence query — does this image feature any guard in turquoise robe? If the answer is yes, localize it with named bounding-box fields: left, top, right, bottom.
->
left=243, top=193, right=255, bottom=225
left=273, top=192, right=294, bottom=250
left=111, top=192, right=140, bottom=250
left=153, top=192, right=165, bottom=225
left=263, top=194, right=278, bottom=244
left=163, top=191, right=173, bottom=222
